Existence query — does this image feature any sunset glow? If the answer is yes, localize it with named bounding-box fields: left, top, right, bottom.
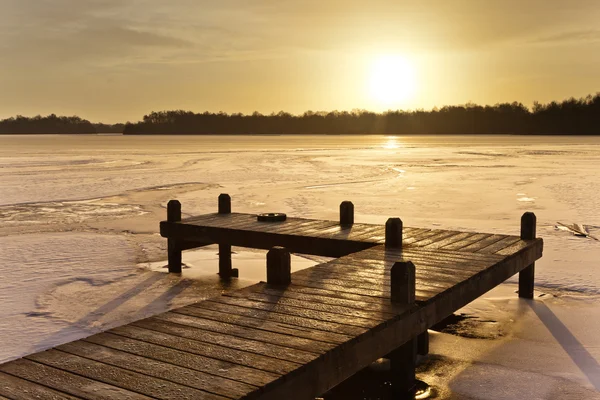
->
left=369, top=55, right=417, bottom=109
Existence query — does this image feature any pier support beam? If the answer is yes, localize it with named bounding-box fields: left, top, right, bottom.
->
left=340, top=201, right=354, bottom=226
left=167, top=200, right=182, bottom=273
left=519, top=212, right=536, bottom=298
left=389, top=261, right=417, bottom=397
left=218, top=194, right=237, bottom=278
left=385, top=218, right=403, bottom=249
left=267, top=247, right=291, bottom=285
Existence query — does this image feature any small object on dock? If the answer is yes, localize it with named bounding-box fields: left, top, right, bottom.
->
left=257, top=213, right=287, bottom=222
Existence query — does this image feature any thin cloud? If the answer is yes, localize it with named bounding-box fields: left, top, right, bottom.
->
left=533, top=29, right=600, bottom=44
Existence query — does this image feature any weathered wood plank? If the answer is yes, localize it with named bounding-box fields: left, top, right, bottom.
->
left=410, top=230, right=461, bottom=247
left=0, top=371, right=80, bottom=400
left=290, top=276, right=440, bottom=302
left=130, top=317, right=320, bottom=364
left=495, top=238, right=541, bottom=256
left=27, top=349, right=228, bottom=400
left=210, top=295, right=383, bottom=326
left=57, top=340, right=258, bottom=399
left=173, top=306, right=352, bottom=344
left=193, top=300, right=369, bottom=335
left=109, top=325, right=299, bottom=375
left=421, top=232, right=478, bottom=249
left=475, top=236, right=522, bottom=254
left=224, top=290, right=398, bottom=320
left=241, top=283, right=403, bottom=315
left=1, top=358, right=153, bottom=400
left=458, top=234, right=509, bottom=252
left=150, top=312, right=336, bottom=353
left=440, top=233, right=492, bottom=251
left=84, top=332, right=279, bottom=387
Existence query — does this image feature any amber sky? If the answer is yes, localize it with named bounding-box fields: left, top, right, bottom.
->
left=1, top=0, right=599, bottom=122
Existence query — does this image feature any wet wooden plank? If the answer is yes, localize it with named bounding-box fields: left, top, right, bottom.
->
left=495, top=238, right=541, bottom=256
left=1, top=358, right=153, bottom=400
left=440, top=233, right=492, bottom=251
left=0, top=371, right=80, bottom=400
left=292, top=268, right=459, bottom=297
left=225, top=289, right=398, bottom=320
left=130, top=317, right=320, bottom=364
left=457, top=234, right=509, bottom=252
left=57, top=341, right=257, bottom=399
left=421, top=232, right=478, bottom=249
left=475, top=236, right=522, bottom=254
left=150, top=312, right=336, bottom=353
left=84, top=332, right=279, bottom=387
left=305, top=262, right=476, bottom=287
left=192, top=301, right=369, bottom=336
left=410, top=230, right=461, bottom=247
left=109, top=325, right=299, bottom=375
left=26, top=349, right=228, bottom=400
left=241, top=283, right=403, bottom=315
left=210, top=295, right=383, bottom=326
left=173, top=306, right=352, bottom=344
left=290, top=276, right=440, bottom=302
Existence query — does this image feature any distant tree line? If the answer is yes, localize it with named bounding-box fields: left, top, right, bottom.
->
left=123, top=94, right=600, bottom=135
left=2, top=93, right=599, bottom=135
left=0, top=114, right=123, bottom=134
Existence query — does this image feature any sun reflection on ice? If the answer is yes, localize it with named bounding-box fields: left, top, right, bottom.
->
left=383, top=137, right=401, bottom=149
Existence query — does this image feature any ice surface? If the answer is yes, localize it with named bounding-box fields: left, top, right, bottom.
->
left=1, top=134, right=599, bottom=396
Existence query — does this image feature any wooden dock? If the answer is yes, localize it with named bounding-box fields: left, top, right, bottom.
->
left=0, top=195, right=543, bottom=399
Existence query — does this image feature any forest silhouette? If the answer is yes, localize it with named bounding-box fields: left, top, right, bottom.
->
left=1, top=93, right=599, bottom=135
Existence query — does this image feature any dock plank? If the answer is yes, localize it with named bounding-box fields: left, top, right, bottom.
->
left=1, top=358, right=153, bottom=400
left=0, top=371, right=80, bottom=400
left=109, top=325, right=299, bottom=375
left=173, top=306, right=352, bottom=344
left=26, top=349, right=228, bottom=400
left=192, top=301, right=369, bottom=336
left=84, top=332, right=279, bottom=387
left=130, top=317, right=320, bottom=364
left=57, top=341, right=257, bottom=399
left=150, top=312, right=334, bottom=354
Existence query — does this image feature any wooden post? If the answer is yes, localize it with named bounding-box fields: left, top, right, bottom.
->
left=389, top=261, right=417, bottom=397
left=217, top=194, right=234, bottom=277
left=417, top=331, right=429, bottom=356
left=266, top=247, right=291, bottom=285
left=340, top=201, right=354, bottom=226
left=385, top=218, right=403, bottom=248
left=519, top=212, right=536, bottom=299
left=218, top=193, right=231, bottom=214
left=167, top=200, right=182, bottom=273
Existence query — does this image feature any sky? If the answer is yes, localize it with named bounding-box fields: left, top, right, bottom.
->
left=1, top=0, right=599, bottom=123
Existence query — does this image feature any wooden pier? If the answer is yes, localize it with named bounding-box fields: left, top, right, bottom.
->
left=0, top=195, right=543, bottom=399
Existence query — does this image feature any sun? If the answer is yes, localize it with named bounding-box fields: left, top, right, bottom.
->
left=368, top=55, right=417, bottom=108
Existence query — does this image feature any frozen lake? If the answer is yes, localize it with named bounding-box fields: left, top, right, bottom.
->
left=1, top=134, right=599, bottom=397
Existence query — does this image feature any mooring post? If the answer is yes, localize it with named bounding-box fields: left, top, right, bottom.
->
left=218, top=193, right=231, bottom=214
left=217, top=194, right=237, bottom=278
left=385, top=217, right=403, bottom=248
left=389, top=261, right=417, bottom=397
left=519, top=212, right=536, bottom=298
left=340, top=201, right=354, bottom=226
left=417, top=331, right=429, bottom=356
left=167, top=200, right=182, bottom=273
left=266, top=246, right=291, bottom=285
